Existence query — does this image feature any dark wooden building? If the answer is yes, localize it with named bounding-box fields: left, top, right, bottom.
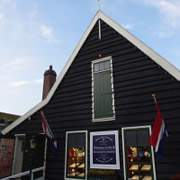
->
left=2, top=11, right=180, bottom=180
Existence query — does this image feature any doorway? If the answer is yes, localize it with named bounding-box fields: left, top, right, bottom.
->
left=12, top=134, right=46, bottom=179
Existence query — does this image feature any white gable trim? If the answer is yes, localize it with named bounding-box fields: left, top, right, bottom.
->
left=2, top=11, right=180, bottom=135
left=99, top=12, right=180, bottom=80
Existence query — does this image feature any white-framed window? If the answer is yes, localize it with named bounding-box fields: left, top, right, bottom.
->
left=122, top=126, right=156, bottom=180
left=65, top=130, right=88, bottom=180
left=91, top=56, right=115, bottom=122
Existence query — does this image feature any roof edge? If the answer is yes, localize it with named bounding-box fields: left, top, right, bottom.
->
left=99, top=11, right=180, bottom=80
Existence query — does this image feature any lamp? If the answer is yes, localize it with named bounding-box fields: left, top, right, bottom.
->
left=30, top=136, right=37, bottom=150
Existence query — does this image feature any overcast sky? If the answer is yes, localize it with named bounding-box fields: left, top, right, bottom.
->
left=0, top=0, right=180, bottom=115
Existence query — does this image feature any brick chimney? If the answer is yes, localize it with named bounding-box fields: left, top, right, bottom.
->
left=42, top=65, right=57, bottom=100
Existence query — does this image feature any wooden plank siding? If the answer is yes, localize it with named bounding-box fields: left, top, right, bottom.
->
left=10, top=20, right=180, bottom=179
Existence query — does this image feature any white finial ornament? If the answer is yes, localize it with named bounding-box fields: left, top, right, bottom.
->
left=98, top=0, right=100, bottom=11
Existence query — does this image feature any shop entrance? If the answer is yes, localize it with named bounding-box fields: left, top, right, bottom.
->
left=12, top=134, right=46, bottom=179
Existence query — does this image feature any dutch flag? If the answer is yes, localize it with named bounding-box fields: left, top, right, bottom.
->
left=148, top=94, right=168, bottom=157
left=40, top=110, right=57, bottom=152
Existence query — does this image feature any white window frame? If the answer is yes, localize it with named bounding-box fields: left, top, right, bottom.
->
left=64, top=130, right=88, bottom=180
left=91, top=56, right=115, bottom=122
left=121, top=125, right=157, bottom=180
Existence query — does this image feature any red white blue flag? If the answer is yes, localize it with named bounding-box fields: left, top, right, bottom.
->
left=148, top=94, right=168, bottom=157
left=40, top=110, right=57, bottom=152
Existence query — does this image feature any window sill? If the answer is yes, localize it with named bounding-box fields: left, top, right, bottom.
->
left=93, top=117, right=115, bottom=122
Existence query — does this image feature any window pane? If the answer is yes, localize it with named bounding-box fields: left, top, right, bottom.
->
left=66, top=133, right=86, bottom=179
left=125, top=131, right=137, bottom=147
left=104, top=60, right=110, bottom=69
left=138, top=147, right=151, bottom=163
left=94, top=63, right=100, bottom=72
left=99, top=62, right=105, bottom=71
left=137, top=130, right=149, bottom=147
left=68, top=133, right=85, bottom=148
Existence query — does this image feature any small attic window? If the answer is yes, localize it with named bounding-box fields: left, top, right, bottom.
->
left=94, top=60, right=110, bottom=72
left=92, top=56, right=115, bottom=122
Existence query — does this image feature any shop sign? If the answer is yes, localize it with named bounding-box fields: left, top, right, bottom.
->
left=90, top=130, right=120, bottom=169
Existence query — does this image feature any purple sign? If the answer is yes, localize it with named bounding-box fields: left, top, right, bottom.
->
left=93, top=134, right=116, bottom=165
left=90, top=131, right=120, bottom=169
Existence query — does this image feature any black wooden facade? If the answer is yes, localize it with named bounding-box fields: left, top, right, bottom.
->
left=6, top=12, right=180, bottom=180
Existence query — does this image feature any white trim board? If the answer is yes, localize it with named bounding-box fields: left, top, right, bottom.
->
left=2, top=11, right=180, bottom=135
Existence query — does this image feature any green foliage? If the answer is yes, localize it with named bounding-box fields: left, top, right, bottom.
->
left=0, top=112, right=19, bottom=121
left=0, top=112, right=20, bottom=130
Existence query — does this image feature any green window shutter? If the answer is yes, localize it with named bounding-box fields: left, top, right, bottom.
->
left=94, top=70, right=113, bottom=119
